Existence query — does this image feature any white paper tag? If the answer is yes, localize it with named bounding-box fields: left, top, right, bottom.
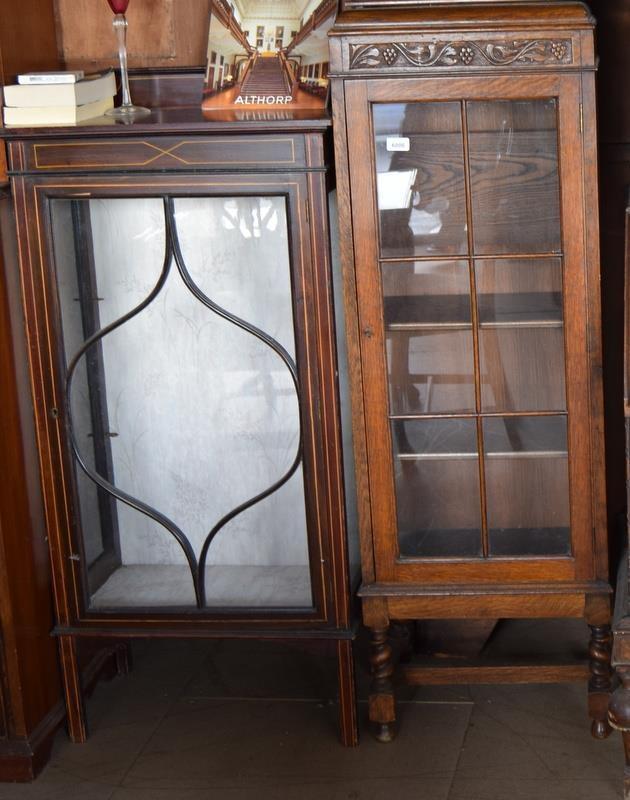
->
left=386, top=136, right=410, bottom=152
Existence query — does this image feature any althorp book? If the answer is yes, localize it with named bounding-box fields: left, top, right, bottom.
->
left=4, top=71, right=115, bottom=108
left=17, top=71, right=85, bottom=84
left=201, top=4, right=332, bottom=114
left=3, top=95, right=114, bottom=125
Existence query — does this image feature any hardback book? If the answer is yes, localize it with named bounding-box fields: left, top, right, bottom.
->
left=3, top=95, right=114, bottom=126
left=3, top=71, right=115, bottom=108
left=17, top=70, right=85, bottom=85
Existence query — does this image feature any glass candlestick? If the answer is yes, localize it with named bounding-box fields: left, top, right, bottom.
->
left=105, top=0, right=150, bottom=118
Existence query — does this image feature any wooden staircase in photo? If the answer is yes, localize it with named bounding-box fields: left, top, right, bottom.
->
left=240, top=54, right=289, bottom=98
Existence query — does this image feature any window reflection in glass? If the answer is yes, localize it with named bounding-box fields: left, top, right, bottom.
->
left=373, top=102, right=468, bottom=258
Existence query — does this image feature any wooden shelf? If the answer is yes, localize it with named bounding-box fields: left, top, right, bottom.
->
left=384, top=291, right=562, bottom=329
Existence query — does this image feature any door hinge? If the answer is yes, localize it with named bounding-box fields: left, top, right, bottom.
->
left=579, top=103, right=584, bottom=134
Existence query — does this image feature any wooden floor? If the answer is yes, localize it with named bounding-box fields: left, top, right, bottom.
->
left=0, top=633, right=623, bottom=799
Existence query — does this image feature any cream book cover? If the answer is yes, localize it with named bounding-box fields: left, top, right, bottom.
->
left=3, top=95, right=115, bottom=126
left=4, top=71, right=115, bottom=108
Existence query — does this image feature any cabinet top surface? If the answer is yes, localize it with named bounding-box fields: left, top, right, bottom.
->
left=0, top=107, right=332, bottom=142
left=331, top=2, right=594, bottom=32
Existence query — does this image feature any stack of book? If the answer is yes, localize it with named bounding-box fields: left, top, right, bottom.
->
left=2, top=70, right=116, bottom=126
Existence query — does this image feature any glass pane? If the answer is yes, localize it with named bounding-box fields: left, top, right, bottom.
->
left=477, top=257, right=566, bottom=412
left=51, top=197, right=313, bottom=610
left=386, top=329, right=475, bottom=415
left=476, top=258, right=563, bottom=324
left=373, top=102, right=468, bottom=258
left=483, top=416, right=570, bottom=556
left=479, top=325, right=566, bottom=412
left=382, top=259, right=472, bottom=326
left=392, top=419, right=482, bottom=557
left=467, top=99, right=561, bottom=255
left=383, top=259, right=475, bottom=414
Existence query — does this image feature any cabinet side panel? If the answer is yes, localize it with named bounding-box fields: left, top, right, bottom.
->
left=330, top=78, right=377, bottom=584
left=0, top=191, right=61, bottom=737
left=580, top=68, right=608, bottom=582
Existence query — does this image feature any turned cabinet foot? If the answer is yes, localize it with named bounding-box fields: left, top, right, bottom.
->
left=58, top=636, right=88, bottom=744
left=373, top=721, right=396, bottom=743
left=368, top=625, right=396, bottom=742
left=588, top=624, right=613, bottom=739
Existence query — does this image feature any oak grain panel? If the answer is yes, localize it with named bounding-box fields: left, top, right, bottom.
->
left=387, top=592, right=585, bottom=619
left=402, top=663, right=588, bottom=685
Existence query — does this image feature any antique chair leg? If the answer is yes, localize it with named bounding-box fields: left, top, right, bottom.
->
left=609, top=667, right=630, bottom=799
left=369, top=624, right=396, bottom=742
left=336, top=639, right=359, bottom=747
left=114, top=641, right=132, bottom=676
left=58, top=635, right=88, bottom=743
left=589, top=623, right=614, bottom=739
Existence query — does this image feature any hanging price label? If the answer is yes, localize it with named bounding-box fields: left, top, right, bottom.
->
left=386, top=137, right=410, bottom=152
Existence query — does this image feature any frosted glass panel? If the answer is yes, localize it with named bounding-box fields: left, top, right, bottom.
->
left=51, top=197, right=312, bottom=610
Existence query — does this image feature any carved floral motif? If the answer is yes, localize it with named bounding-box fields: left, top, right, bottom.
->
left=349, top=39, right=573, bottom=70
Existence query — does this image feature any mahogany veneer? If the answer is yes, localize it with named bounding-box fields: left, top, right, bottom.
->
left=1, top=110, right=359, bottom=748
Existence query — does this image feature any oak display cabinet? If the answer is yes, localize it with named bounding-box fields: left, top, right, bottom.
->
left=328, top=1, right=612, bottom=740
left=1, top=113, right=359, bottom=747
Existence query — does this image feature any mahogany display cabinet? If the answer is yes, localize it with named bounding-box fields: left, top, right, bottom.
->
left=328, top=0, right=612, bottom=740
left=1, top=112, right=359, bottom=747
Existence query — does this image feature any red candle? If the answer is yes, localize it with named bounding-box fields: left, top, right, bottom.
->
left=106, top=0, right=130, bottom=12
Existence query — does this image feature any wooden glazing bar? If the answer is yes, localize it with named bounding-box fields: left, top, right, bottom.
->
left=397, top=450, right=568, bottom=461
left=386, top=322, right=472, bottom=330
left=461, top=99, right=489, bottom=559
left=479, top=320, right=564, bottom=329
left=389, top=409, right=569, bottom=420
left=378, top=251, right=564, bottom=264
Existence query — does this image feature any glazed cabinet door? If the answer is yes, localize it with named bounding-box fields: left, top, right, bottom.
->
left=19, top=176, right=336, bottom=623
left=344, top=74, right=597, bottom=585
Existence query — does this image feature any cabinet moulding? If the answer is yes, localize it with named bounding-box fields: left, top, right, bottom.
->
left=348, top=39, right=573, bottom=70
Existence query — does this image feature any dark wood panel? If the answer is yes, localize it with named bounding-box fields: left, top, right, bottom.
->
left=0, top=0, right=59, bottom=88
left=16, top=135, right=308, bottom=173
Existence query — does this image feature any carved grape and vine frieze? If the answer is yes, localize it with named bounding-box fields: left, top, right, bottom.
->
left=349, top=39, right=572, bottom=70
